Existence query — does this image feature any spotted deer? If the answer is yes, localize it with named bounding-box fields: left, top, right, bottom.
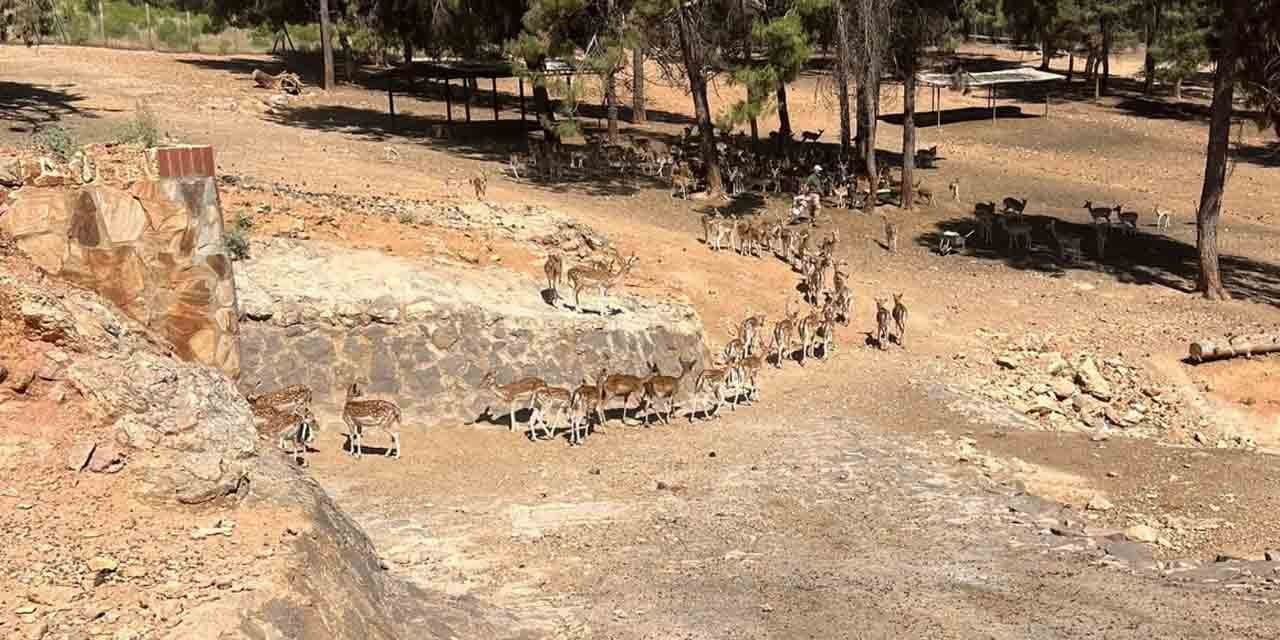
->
left=342, top=383, right=402, bottom=459
left=1084, top=201, right=1113, bottom=225
left=471, top=172, right=488, bottom=199
left=772, top=302, right=800, bottom=368
left=914, top=181, right=935, bottom=206
left=530, top=385, right=573, bottom=441
left=567, top=373, right=607, bottom=444
left=567, top=254, right=639, bottom=313
left=642, top=357, right=697, bottom=425
left=480, top=371, right=546, bottom=433
left=258, top=405, right=320, bottom=466
left=891, top=293, right=908, bottom=348
left=884, top=220, right=899, bottom=254
left=948, top=178, right=961, bottom=202
left=1046, top=219, right=1083, bottom=264
left=544, top=253, right=563, bottom=304
left=998, top=216, right=1033, bottom=254
left=1002, top=197, right=1027, bottom=218
left=797, top=310, right=823, bottom=366
left=1153, top=205, right=1172, bottom=230
left=693, top=365, right=736, bottom=420
left=247, top=384, right=313, bottom=417
left=740, top=312, right=768, bottom=356
left=874, top=299, right=892, bottom=350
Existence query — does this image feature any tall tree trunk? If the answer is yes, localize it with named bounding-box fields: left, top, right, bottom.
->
left=632, top=45, right=647, bottom=123
left=743, top=30, right=759, bottom=143
left=835, top=0, right=852, bottom=153
left=901, top=60, right=916, bottom=210
left=861, top=61, right=879, bottom=213
left=1067, top=51, right=1075, bottom=82
left=606, top=69, right=619, bottom=142
left=340, top=32, right=355, bottom=84
left=776, top=81, right=792, bottom=149
left=1142, top=1, right=1161, bottom=95
left=1196, top=0, right=1244, bottom=300
left=1100, top=16, right=1113, bottom=95
left=855, top=82, right=868, bottom=164
left=402, top=38, right=415, bottom=91
left=319, top=0, right=335, bottom=90
left=1040, top=40, right=1053, bottom=70
left=1085, top=52, right=1095, bottom=80
left=1174, top=77, right=1183, bottom=100
left=676, top=2, right=723, bottom=195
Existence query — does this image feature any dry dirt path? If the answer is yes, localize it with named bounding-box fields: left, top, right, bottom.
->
left=310, top=357, right=1280, bottom=639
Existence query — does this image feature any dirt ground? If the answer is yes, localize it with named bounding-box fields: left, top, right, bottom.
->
left=4, top=42, right=1280, bottom=638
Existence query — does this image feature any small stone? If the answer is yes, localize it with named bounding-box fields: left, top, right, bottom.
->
left=1041, top=352, right=1070, bottom=376
left=66, top=441, right=97, bottom=472
left=1075, top=357, right=1112, bottom=401
left=1106, top=471, right=1119, bottom=478
left=1051, top=379, right=1077, bottom=400
left=15, top=605, right=36, bottom=614
left=995, top=354, right=1020, bottom=370
left=1086, top=495, right=1114, bottom=512
left=1124, top=524, right=1159, bottom=543
left=25, top=620, right=48, bottom=640
left=87, top=556, right=119, bottom=573
left=1193, top=432, right=1208, bottom=444
left=1030, top=383, right=1051, bottom=396
left=1265, top=550, right=1280, bottom=562
left=760, top=604, right=774, bottom=613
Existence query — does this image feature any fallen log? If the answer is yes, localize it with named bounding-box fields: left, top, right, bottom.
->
left=251, top=69, right=302, bottom=95
left=1188, top=333, right=1280, bottom=363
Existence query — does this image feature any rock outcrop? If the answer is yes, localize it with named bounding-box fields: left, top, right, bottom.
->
left=0, top=178, right=240, bottom=378
left=0, top=238, right=485, bottom=639
left=236, top=239, right=710, bottom=423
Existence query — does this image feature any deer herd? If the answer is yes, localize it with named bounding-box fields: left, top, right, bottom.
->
left=245, top=122, right=1188, bottom=467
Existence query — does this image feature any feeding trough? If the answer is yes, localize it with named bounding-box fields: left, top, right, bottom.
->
left=938, top=230, right=973, bottom=256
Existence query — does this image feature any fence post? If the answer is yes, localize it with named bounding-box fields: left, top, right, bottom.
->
left=185, top=10, right=192, bottom=51
left=97, top=0, right=106, bottom=46
left=145, top=1, right=154, bottom=50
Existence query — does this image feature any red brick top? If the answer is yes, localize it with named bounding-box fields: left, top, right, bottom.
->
left=156, top=146, right=215, bottom=178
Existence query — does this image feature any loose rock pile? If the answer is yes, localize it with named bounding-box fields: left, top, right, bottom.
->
left=958, top=332, right=1255, bottom=448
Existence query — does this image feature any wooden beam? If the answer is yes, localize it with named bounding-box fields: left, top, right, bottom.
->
left=492, top=77, right=499, bottom=121
left=464, top=78, right=472, bottom=123
left=387, top=77, right=396, bottom=130
left=519, top=77, right=526, bottom=121
left=445, top=78, right=452, bottom=123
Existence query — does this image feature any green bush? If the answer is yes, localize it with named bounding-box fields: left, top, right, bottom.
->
left=115, top=102, right=161, bottom=148
left=33, top=125, right=78, bottom=162
left=223, top=214, right=254, bottom=261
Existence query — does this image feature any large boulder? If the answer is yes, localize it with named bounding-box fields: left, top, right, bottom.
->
left=0, top=179, right=240, bottom=378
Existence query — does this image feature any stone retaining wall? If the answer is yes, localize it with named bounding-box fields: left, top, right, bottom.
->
left=236, top=239, right=710, bottom=425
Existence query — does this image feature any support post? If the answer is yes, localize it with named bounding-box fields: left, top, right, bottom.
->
left=990, top=85, right=996, bottom=122
left=492, top=77, right=499, bottom=121
left=1045, top=90, right=1050, bottom=116
left=519, top=77, right=526, bottom=121
left=387, top=77, right=396, bottom=129
left=445, top=78, right=453, bottom=123
left=97, top=0, right=105, bottom=46
left=935, top=87, right=941, bottom=129
left=464, top=77, right=472, bottom=123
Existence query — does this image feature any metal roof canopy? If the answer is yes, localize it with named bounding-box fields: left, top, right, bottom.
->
left=914, top=67, right=1067, bottom=127
left=372, top=58, right=595, bottom=129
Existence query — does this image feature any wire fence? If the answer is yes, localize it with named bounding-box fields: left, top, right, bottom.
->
left=42, top=0, right=321, bottom=55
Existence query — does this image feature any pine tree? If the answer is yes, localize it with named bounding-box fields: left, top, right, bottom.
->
left=1148, top=0, right=1211, bottom=100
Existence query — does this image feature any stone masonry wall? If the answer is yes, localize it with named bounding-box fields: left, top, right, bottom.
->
left=0, top=178, right=240, bottom=377
left=236, top=239, right=710, bottom=425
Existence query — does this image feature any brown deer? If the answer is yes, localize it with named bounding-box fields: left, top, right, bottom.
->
left=530, top=385, right=573, bottom=441
left=258, top=405, right=320, bottom=466
left=480, top=371, right=547, bottom=433
left=892, top=293, right=909, bottom=348
left=693, top=366, right=735, bottom=420
left=600, top=369, right=648, bottom=425
left=642, top=357, right=697, bottom=425
left=772, top=302, right=800, bottom=368
left=342, top=382, right=402, bottom=459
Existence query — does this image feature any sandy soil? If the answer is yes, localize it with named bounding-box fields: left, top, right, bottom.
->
left=4, top=41, right=1280, bottom=638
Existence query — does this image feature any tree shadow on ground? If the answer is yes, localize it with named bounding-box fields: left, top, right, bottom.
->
left=0, top=81, right=93, bottom=133
left=177, top=54, right=698, bottom=127
left=915, top=216, right=1280, bottom=308
left=879, top=105, right=1038, bottom=128
left=1232, top=141, right=1280, bottom=168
